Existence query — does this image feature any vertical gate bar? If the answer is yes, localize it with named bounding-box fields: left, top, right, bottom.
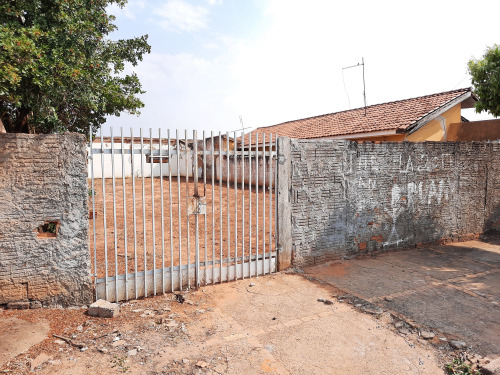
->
left=219, top=132, right=223, bottom=280
left=262, top=133, right=266, bottom=276
left=130, top=128, right=138, bottom=299
left=140, top=129, right=148, bottom=298
left=176, top=130, right=182, bottom=291
left=193, top=130, right=199, bottom=289
left=269, top=134, right=273, bottom=274
left=185, top=129, right=190, bottom=290
left=226, top=131, right=230, bottom=282
left=234, top=131, right=237, bottom=281
left=150, top=130, right=157, bottom=295
left=241, top=131, right=245, bottom=279
left=168, top=130, right=174, bottom=292
left=248, top=132, right=252, bottom=278
left=110, top=128, right=119, bottom=302
left=255, top=133, right=259, bottom=277
left=89, top=125, right=97, bottom=298
left=203, top=131, right=207, bottom=286
left=120, top=128, right=129, bottom=301
left=159, top=129, right=165, bottom=294
left=100, top=129, right=109, bottom=300
left=211, top=131, right=215, bottom=285
left=274, top=133, right=278, bottom=269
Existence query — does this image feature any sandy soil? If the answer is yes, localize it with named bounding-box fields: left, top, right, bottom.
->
left=0, top=273, right=450, bottom=375
left=88, top=177, right=276, bottom=278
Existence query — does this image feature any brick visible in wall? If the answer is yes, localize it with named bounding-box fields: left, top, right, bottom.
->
left=0, top=134, right=92, bottom=307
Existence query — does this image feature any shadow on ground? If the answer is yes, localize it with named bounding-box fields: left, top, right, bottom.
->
left=304, top=239, right=500, bottom=357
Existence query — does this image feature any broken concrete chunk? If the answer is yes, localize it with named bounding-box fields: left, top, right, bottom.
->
left=128, top=349, right=137, bottom=356
left=450, top=340, right=466, bottom=349
left=481, top=357, right=500, bottom=375
left=362, top=305, right=383, bottom=315
left=398, top=327, right=411, bottom=335
left=196, top=361, right=208, bottom=368
left=394, top=321, right=404, bottom=329
left=112, top=340, right=126, bottom=347
left=88, top=299, right=107, bottom=316
left=31, top=353, right=53, bottom=371
left=420, top=330, right=435, bottom=340
left=88, top=299, right=120, bottom=318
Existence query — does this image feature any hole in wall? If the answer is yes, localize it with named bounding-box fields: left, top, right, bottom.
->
left=37, top=221, right=60, bottom=238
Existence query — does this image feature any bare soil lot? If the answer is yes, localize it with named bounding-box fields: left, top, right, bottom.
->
left=0, top=273, right=447, bottom=374
left=304, top=239, right=500, bottom=358
left=89, top=177, right=276, bottom=278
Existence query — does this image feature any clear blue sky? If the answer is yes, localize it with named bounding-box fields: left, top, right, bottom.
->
left=103, top=0, right=498, bottom=137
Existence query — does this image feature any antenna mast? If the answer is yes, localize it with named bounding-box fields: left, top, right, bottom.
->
left=342, top=57, right=367, bottom=116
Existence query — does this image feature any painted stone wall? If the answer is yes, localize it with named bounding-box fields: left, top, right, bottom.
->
left=290, top=139, right=500, bottom=267
left=0, top=134, right=92, bottom=307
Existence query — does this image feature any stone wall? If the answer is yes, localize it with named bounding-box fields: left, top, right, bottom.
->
left=0, top=133, right=92, bottom=307
left=290, top=139, right=500, bottom=267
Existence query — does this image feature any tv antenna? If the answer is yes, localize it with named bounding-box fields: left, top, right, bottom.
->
left=229, top=115, right=252, bottom=134
left=342, top=57, right=367, bottom=116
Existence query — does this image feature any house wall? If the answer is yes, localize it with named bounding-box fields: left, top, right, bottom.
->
left=0, top=133, right=92, bottom=307
left=406, top=104, right=462, bottom=142
left=289, top=139, right=500, bottom=267
left=88, top=142, right=199, bottom=179
left=215, top=155, right=276, bottom=187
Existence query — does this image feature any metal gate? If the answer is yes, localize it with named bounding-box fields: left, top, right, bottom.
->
left=88, top=127, right=278, bottom=302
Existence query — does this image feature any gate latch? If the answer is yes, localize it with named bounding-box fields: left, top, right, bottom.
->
left=188, top=196, right=206, bottom=215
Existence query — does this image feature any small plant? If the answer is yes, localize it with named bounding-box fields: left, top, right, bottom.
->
left=88, top=188, right=97, bottom=198
left=444, top=358, right=481, bottom=375
left=110, top=355, right=130, bottom=373
left=47, top=222, right=57, bottom=234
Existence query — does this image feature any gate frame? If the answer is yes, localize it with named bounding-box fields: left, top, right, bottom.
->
left=88, top=126, right=286, bottom=302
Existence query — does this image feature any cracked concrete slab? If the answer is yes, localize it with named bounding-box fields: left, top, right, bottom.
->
left=305, top=239, right=500, bottom=358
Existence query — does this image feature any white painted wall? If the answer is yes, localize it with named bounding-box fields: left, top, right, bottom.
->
left=87, top=142, right=199, bottom=179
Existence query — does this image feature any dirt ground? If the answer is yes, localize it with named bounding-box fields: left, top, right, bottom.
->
left=304, top=238, right=500, bottom=359
left=0, top=273, right=455, bottom=375
left=89, top=177, right=276, bottom=279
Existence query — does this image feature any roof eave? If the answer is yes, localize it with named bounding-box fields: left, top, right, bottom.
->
left=405, top=91, right=476, bottom=135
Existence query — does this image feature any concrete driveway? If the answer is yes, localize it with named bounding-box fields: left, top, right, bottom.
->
left=304, top=239, right=500, bottom=358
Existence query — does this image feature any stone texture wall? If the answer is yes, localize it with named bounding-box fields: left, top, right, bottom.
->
left=290, top=139, right=500, bottom=267
left=0, top=133, right=92, bottom=307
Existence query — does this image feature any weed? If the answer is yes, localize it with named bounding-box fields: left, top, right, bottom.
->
left=110, top=356, right=130, bottom=373
left=444, top=358, right=481, bottom=375
left=47, top=222, right=57, bottom=234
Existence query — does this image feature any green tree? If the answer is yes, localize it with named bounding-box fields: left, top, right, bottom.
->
left=468, top=44, right=500, bottom=118
left=0, top=0, right=151, bottom=135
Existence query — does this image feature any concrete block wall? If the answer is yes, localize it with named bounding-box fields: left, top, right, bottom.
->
left=289, top=139, right=500, bottom=267
left=0, top=133, right=92, bottom=307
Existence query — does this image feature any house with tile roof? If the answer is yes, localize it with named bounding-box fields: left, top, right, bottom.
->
left=245, top=88, right=478, bottom=144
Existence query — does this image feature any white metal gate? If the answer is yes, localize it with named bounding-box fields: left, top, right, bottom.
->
left=88, top=127, right=278, bottom=302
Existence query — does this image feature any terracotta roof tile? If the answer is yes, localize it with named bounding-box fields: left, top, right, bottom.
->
left=243, top=88, right=475, bottom=144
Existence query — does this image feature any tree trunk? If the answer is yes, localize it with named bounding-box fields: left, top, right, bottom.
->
left=13, top=108, right=31, bottom=133
left=0, top=118, right=5, bottom=134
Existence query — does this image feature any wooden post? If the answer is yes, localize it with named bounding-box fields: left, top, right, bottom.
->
left=276, top=136, right=292, bottom=270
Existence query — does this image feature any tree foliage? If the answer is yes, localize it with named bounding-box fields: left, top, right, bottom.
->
left=0, top=0, right=151, bottom=135
left=468, top=44, right=500, bottom=118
